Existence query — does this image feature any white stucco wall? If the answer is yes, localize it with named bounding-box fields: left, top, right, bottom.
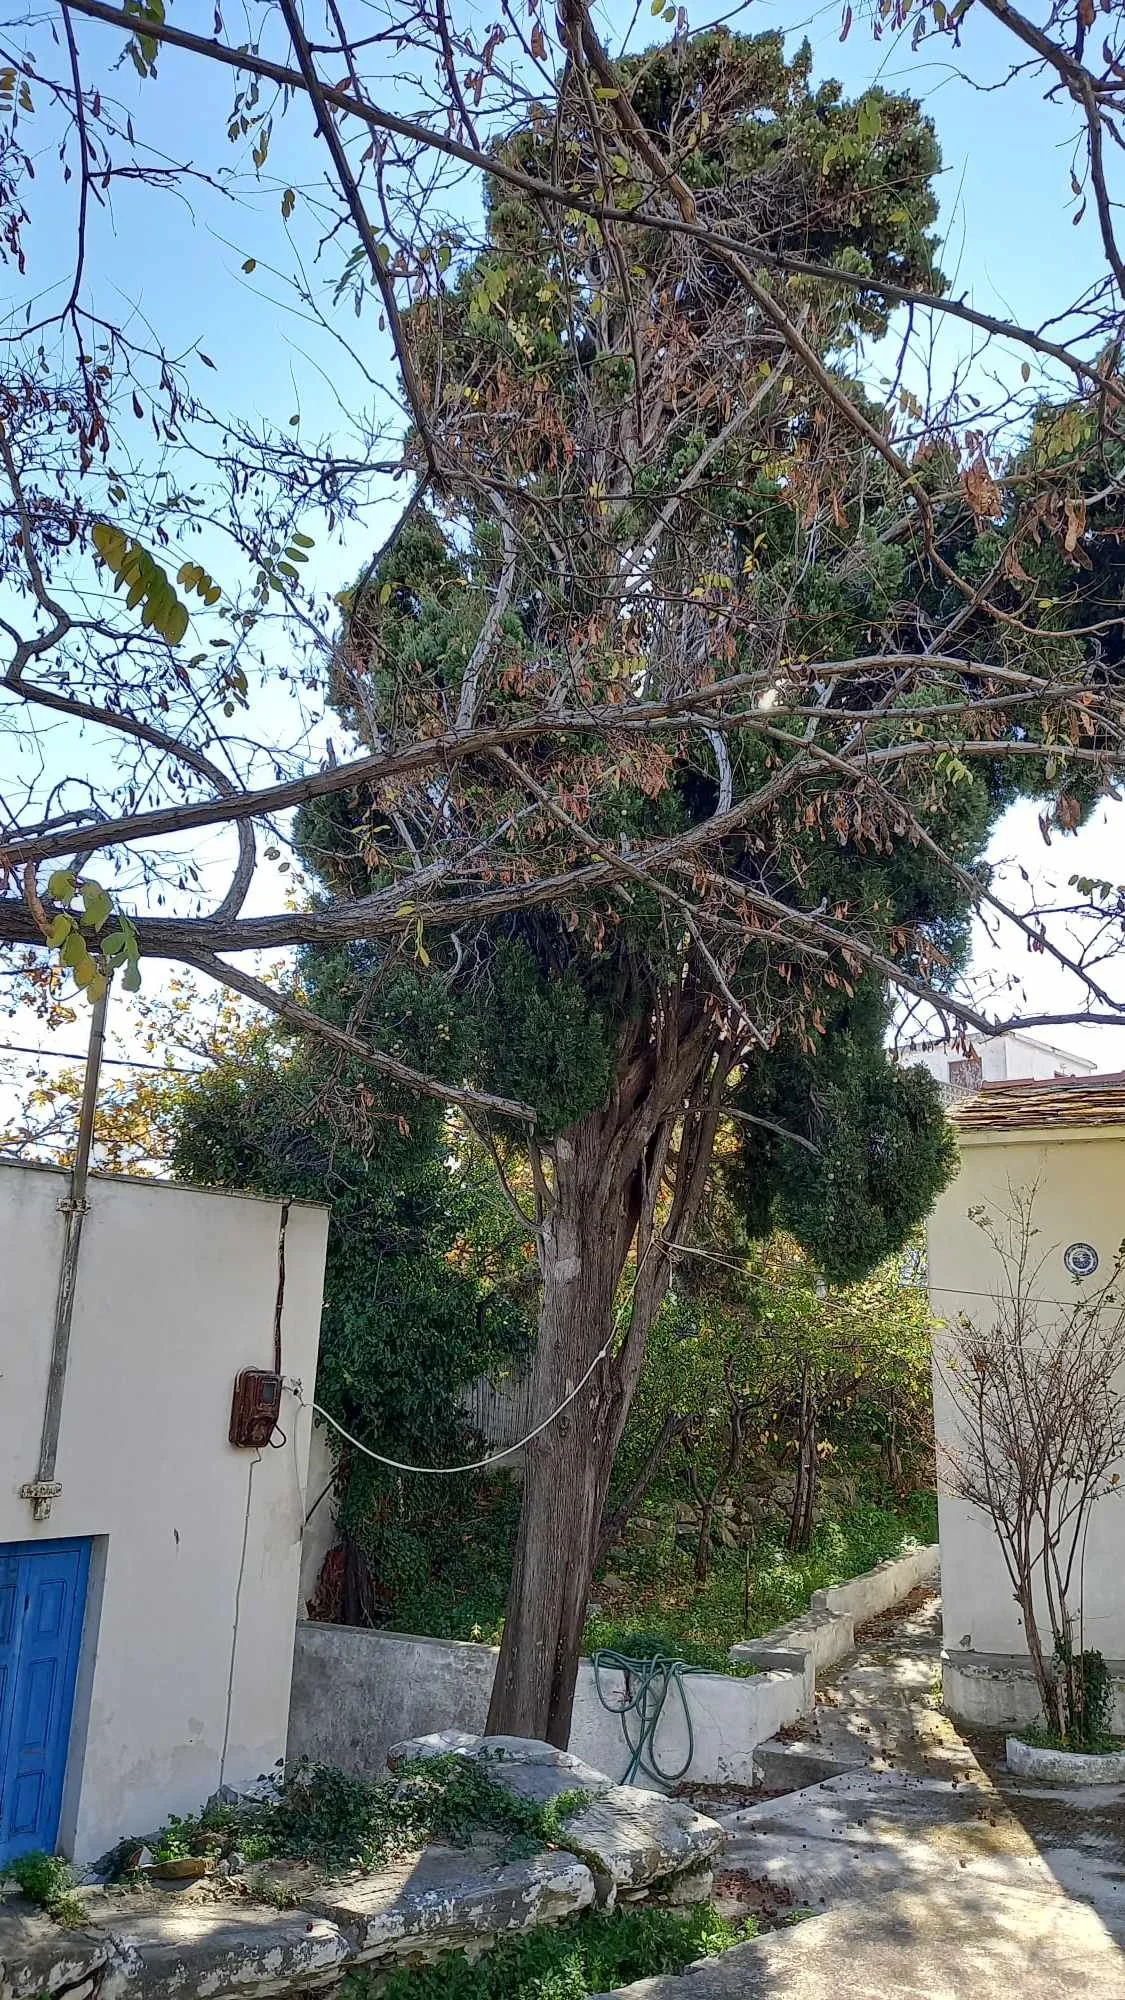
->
left=0, top=1163, right=328, bottom=1860
left=928, top=1125, right=1125, bottom=1664
left=288, top=1624, right=810, bottom=1789
left=910, top=1032, right=1095, bottom=1087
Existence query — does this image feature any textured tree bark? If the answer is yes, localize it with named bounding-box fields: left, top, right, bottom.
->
left=486, top=1010, right=727, bottom=1744
left=787, top=1361, right=820, bottom=1554
left=596, top=1407, right=692, bottom=1568
left=486, top=1113, right=636, bottom=1742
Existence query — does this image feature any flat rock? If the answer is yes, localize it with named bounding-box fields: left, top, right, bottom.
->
left=560, top=1787, right=724, bottom=1905
left=95, top=1903, right=348, bottom=1999
left=387, top=1731, right=615, bottom=1806
left=0, top=1905, right=113, bottom=2000
left=591, top=1879, right=1125, bottom=1999
left=306, top=1837, right=594, bottom=1964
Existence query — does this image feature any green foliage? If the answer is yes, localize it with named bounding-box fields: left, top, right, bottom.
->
left=617, top=1230, right=934, bottom=1496
left=41, top=870, right=142, bottom=1003
left=139, top=1757, right=585, bottom=1876
left=729, top=1039, right=957, bottom=1285
left=474, top=943, right=617, bottom=1138
left=586, top=1496, right=938, bottom=1660
left=372, top=1476, right=935, bottom=1659
left=346, top=1471, right=522, bottom=1640
left=344, top=1903, right=758, bottom=2000
left=3, top=1851, right=85, bottom=1928
left=150, top=1815, right=203, bottom=1864
left=1052, top=1638, right=1117, bottom=1754
left=90, top=520, right=192, bottom=643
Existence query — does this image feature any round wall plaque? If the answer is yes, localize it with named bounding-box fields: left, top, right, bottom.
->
left=1064, top=1242, right=1099, bottom=1279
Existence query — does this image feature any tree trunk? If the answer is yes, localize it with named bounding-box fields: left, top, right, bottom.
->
left=1019, top=1583, right=1061, bottom=1735
left=597, top=1407, right=691, bottom=1567
left=693, top=1495, right=716, bottom=1584
left=886, top=1400, right=903, bottom=1495
left=487, top=1009, right=727, bottom=1744
left=486, top=1117, right=635, bottom=1742
left=787, top=1363, right=819, bottom=1554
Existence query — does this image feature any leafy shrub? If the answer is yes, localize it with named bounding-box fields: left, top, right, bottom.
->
left=1019, top=1641, right=1121, bottom=1756
left=3, top=1851, right=86, bottom=1927
left=137, top=1757, right=586, bottom=1877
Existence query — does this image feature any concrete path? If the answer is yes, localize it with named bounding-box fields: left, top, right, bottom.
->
left=604, top=1589, right=1125, bottom=1999
left=753, top=1587, right=975, bottom=1791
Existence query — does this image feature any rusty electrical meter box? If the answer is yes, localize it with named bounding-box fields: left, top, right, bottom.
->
left=229, top=1368, right=283, bottom=1448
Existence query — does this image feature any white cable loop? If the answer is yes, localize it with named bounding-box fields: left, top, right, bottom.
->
left=296, top=1333, right=614, bottom=1475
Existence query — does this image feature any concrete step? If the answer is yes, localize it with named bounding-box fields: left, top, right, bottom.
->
left=753, top=1735, right=863, bottom=1791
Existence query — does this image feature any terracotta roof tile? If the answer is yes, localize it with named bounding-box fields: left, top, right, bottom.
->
left=953, top=1072, right=1125, bottom=1132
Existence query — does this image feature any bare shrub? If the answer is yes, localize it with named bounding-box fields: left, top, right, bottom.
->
left=940, top=1188, right=1125, bottom=1742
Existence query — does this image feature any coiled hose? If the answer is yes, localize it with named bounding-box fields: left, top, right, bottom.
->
left=590, top=1649, right=701, bottom=1786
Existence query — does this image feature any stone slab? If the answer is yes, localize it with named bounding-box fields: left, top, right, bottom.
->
left=591, top=1880, right=1125, bottom=1999
left=96, top=1903, right=349, bottom=1999
left=754, top=1593, right=977, bottom=1791
left=0, top=1906, right=113, bottom=2000
left=718, top=1768, right=1065, bottom=1912
left=304, top=1839, right=596, bottom=1964
left=561, top=1788, right=724, bottom=1905
left=730, top=1607, right=854, bottom=1678
left=808, top=1544, right=940, bottom=1625
left=388, top=1731, right=616, bottom=1804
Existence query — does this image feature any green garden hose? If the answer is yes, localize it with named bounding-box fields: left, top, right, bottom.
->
left=590, top=1649, right=702, bottom=1786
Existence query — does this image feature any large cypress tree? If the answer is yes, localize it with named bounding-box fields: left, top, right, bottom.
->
left=295, top=30, right=1109, bottom=1740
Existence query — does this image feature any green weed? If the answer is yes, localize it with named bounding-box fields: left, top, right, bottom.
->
left=3, top=1851, right=86, bottom=1928
left=341, top=1903, right=756, bottom=2000
left=137, top=1756, right=585, bottom=1878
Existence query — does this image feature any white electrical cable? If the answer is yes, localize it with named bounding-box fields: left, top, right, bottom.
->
left=297, top=1333, right=615, bottom=1475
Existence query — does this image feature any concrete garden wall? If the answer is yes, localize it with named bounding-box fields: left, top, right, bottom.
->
left=942, top=1651, right=1125, bottom=1732
left=288, top=1544, right=938, bottom=1788
left=288, top=1625, right=810, bottom=1790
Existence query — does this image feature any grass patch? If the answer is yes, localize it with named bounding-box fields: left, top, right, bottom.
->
left=342, top=1903, right=757, bottom=2000
left=133, top=1757, right=586, bottom=1878
left=3, top=1851, right=86, bottom=1928
left=587, top=1494, right=938, bottom=1664
left=372, top=1496, right=932, bottom=1664
left=584, top=1630, right=757, bottom=1678
left=376, top=1487, right=936, bottom=1673
left=1014, top=1723, right=1124, bottom=1758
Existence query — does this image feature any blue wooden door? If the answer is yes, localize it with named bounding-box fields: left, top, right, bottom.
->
left=0, top=1540, right=90, bottom=1863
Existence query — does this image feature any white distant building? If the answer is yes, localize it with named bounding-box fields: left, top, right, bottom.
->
left=928, top=1073, right=1125, bottom=1730
left=906, top=1030, right=1095, bottom=1107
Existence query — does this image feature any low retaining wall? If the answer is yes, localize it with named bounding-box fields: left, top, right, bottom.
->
left=808, top=1543, right=939, bottom=1624
left=289, top=1544, right=939, bottom=1791
left=730, top=1605, right=854, bottom=1678
left=288, top=1625, right=809, bottom=1790
left=730, top=1544, right=939, bottom=1680
left=943, top=1649, right=1125, bottom=1732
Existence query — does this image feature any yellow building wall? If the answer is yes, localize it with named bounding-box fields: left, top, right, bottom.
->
left=928, top=1124, right=1125, bottom=1661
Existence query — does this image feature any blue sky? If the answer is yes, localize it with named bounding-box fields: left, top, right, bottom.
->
left=2, top=0, right=1123, bottom=1119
